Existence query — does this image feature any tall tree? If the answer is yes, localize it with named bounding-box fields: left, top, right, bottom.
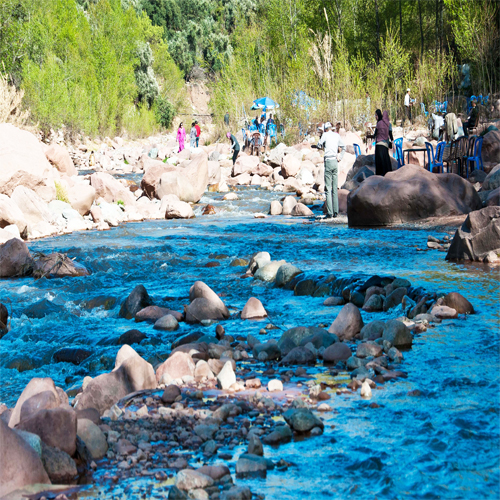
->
left=417, top=0, right=424, bottom=57
left=375, top=0, right=380, bottom=63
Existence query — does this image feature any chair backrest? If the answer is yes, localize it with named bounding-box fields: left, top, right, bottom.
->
left=252, top=132, right=262, bottom=146
left=425, top=142, right=435, bottom=166
left=353, top=143, right=361, bottom=158
left=467, top=136, right=476, bottom=157
left=435, top=141, right=446, bottom=163
left=474, top=136, right=483, bottom=158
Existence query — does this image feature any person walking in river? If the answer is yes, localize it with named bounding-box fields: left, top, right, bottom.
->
left=176, top=122, right=186, bottom=153
left=374, top=109, right=394, bottom=176
left=189, top=122, right=197, bottom=148
left=316, top=122, right=345, bottom=219
left=227, top=132, right=240, bottom=165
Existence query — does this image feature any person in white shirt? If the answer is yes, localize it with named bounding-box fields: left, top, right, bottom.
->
left=317, top=122, right=346, bottom=219
left=404, top=88, right=413, bottom=124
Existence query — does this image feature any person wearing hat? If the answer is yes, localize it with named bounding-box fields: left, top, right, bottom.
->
left=227, top=132, right=240, bottom=165
left=404, top=88, right=413, bottom=124
left=316, top=122, right=346, bottom=219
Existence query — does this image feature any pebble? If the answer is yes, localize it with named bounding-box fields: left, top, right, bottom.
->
left=267, top=379, right=283, bottom=392
left=360, top=380, right=372, bottom=398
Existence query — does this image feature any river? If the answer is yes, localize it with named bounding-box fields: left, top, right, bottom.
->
left=0, top=187, right=498, bottom=499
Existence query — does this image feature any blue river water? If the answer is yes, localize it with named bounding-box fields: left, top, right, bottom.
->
left=0, top=188, right=498, bottom=499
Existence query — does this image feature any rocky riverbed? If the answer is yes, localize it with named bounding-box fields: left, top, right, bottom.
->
left=1, top=196, right=499, bottom=499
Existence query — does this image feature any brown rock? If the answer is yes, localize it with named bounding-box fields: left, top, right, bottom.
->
left=0, top=419, right=50, bottom=497
left=32, top=253, right=89, bottom=279
left=241, top=297, right=267, bottom=319
left=323, top=342, right=352, bottom=363
left=0, top=238, right=32, bottom=278
left=135, top=305, right=182, bottom=323
left=442, top=292, right=474, bottom=314
left=20, top=391, right=60, bottom=423
left=44, top=144, right=77, bottom=176
left=41, top=442, right=77, bottom=484
left=328, top=303, right=364, bottom=341
left=156, top=351, right=196, bottom=383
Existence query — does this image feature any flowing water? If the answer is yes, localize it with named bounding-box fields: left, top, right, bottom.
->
left=0, top=187, right=498, bottom=499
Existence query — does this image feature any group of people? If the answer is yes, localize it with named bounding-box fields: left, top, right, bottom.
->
left=175, top=121, right=201, bottom=152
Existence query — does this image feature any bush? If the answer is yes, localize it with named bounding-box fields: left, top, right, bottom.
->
left=154, top=95, right=175, bottom=129
left=54, top=181, right=70, bottom=203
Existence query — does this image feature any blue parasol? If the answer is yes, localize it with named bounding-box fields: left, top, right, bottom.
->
left=251, top=97, right=279, bottom=110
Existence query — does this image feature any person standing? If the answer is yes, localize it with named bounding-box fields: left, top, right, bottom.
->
left=189, top=122, right=197, bottom=148
left=404, top=88, right=413, bottom=124
left=224, top=111, right=230, bottom=126
left=317, top=122, right=346, bottom=219
left=373, top=109, right=394, bottom=176
left=194, top=121, right=201, bottom=147
left=227, top=132, right=240, bottom=165
left=176, top=122, right=186, bottom=153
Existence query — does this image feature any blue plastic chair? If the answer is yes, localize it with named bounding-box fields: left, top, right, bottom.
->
left=353, top=143, right=361, bottom=158
left=466, top=136, right=484, bottom=177
left=421, top=102, right=429, bottom=118
left=393, top=138, right=404, bottom=168
left=425, top=141, right=445, bottom=173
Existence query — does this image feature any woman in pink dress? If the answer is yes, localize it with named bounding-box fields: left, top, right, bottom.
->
left=176, top=122, right=186, bottom=152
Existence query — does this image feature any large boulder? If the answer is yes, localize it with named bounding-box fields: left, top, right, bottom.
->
left=0, top=194, right=28, bottom=239
left=0, top=124, right=57, bottom=201
left=140, top=163, right=175, bottom=198
left=482, top=130, right=500, bottom=166
left=483, top=164, right=500, bottom=191
left=0, top=238, right=32, bottom=278
left=185, top=281, right=229, bottom=323
left=90, top=172, right=135, bottom=206
left=44, top=144, right=77, bottom=176
left=11, top=185, right=57, bottom=234
left=0, top=419, right=50, bottom=497
left=156, top=351, right=195, bottom=383
left=75, top=348, right=156, bottom=414
left=119, top=285, right=153, bottom=319
left=328, top=303, right=364, bottom=341
left=446, top=206, right=500, bottom=262
left=241, top=297, right=267, bottom=319
left=67, top=183, right=96, bottom=216
left=382, top=319, right=413, bottom=348
left=233, top=155, right=260, bottom=176
left=161, top=194, right=194, bottom=219
left=32, top=253, right=89, bottom=279
left=157, top=153, right=209, bottom=203
left=281, top=155, right=301, bottom=178
left=347, top=165, right=482, bottom=226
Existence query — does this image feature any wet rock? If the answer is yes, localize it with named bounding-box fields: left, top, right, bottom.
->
left=323, top=296, right=345, bottom=306
left=40, top=442, right=77, bottom=484
left=236, top=454, right=269, bottom=477
left=9, top=378, right=61, bottom=428
left=263, top=424, right=293, bottom=444
left=362, top=294, right=384, bottom=312
left=270, top=200, right=282, bottom=215
left=388, top=347, right=403, bottom=363
left=230, top=258, right=248, bottom=267
left=431, top=305, right=458, bottom=319
left=241, top=297, right=267, bottom=319
left=254, top=260, right=286, bottom=282
left=176, top=469, right=214, bottom=491
left=247, top=251, right=271, bottom=274
left=17, top=407, right=77, bottom=456
left=291, top=203, right=314, bottom=216
left=221, top=486, right=252, bottom=500
left=82, top=295, right=117, bottom=311
left=77, top=418, right=108, bottom=459
left=360, top=320, right=385, bottom=341
left=198, top=464, right=231, bottom=481
left=154, top=314, right=179, bottom=331
left=0, top=238, right=32, bottom=278
left=119, top=285, right=153, bottom=320
left=136, top=305, right=182, bottom=323
left=117, top=329, right=147, bottom=345
left=194, top=423, right=219, bottom=442
left=0, top=419, right=50, bottom=497
left=161, top=385, right=182, bottom=404
left=278, top=326, right=328, bottom=353
left=328, top=303, right=364, bottom=341
left=323, top=342, right=352, bottom=363
left=172, top=332, right=204, bottom=349
left=186, top=281, right=229, bottom=323
left=215, top=324, right=225, bottom=340
left=299, top=330, right=338, bottom=349
left=356, top=342, right=382, bottom=358
left=248, top=434, right=263, bottom=456
left=156, top=351, right=195, bottom=383
left=31, top=253, right=89, bottom=279
left=346, top=356, right=366, bottom=370
left=348, top=165, right=482, bottom=226
left=217, top=361, right=236, bottom=390
left=382, top=320, right=413, bottom=348
left=163, top=195, right=195, bottom=219
left=294, top=278, right=316, bottom=296
left=281, top=346, right=316, bottom=365
left=0, top=302, right=8, bottom=336
left=442, top=292, right=474, bottom=314
left=168, top=485, right=188, bottom=499
left=360, top=380, right=372, bottom=398
left=76, top=348, right=156, bottom=414
left=383, top=287, right=408, bottom=311
left=23, top=299, right=65, bottom=319
left=253, top=341, right=281, bottom=361
left=53, top=348, right=92, bottom=365
left=283, top=407, right=324, bottom=433
left=446, top=206, right=500, bottom=262
left=202, top=204, right=216, bottom=215
left=19, top=391, right=60, bottom=423
left=275, top=264, right=303, bottom=287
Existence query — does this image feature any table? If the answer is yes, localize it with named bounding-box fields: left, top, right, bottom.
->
left=403, top=148, right=427, bottom=169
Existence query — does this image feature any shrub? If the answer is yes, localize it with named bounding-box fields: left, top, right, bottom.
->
left=54, top=181, right=70, bottom=203
left=154, top=95, right=175, bottom=129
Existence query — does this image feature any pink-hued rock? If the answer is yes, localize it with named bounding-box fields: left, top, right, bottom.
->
left=141, top=163, right=175, bottom=198
left=328, top=303, right=364, bottom=341
left=233, top=155, right=260, bottom=176
left=90, top=172, right=135, bottom=206
left=44, top=144, right=77, bottom=176
left=156, top=351, right=195, bottom=383
left=0, top=237, right=32, bottom=278
left=241, top=297, right=267, bottom=319
left=281, top=155, right=301, bottom=178
left=291, top=203, right=314, bottom=216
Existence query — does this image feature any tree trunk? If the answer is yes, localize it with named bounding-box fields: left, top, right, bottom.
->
left=418, top=0, right=424, bottom=58
left=435, top=0, right=439, bottom=56
left=375, top=0, right=380, bottom=63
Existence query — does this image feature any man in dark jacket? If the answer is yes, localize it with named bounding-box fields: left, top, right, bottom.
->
left=227, top=132, right=240, bottom=165
left=464, top=100, right=478, bottom=136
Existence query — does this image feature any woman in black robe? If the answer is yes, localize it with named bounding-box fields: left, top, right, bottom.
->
left=374, top=109, right=394, bottom=176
